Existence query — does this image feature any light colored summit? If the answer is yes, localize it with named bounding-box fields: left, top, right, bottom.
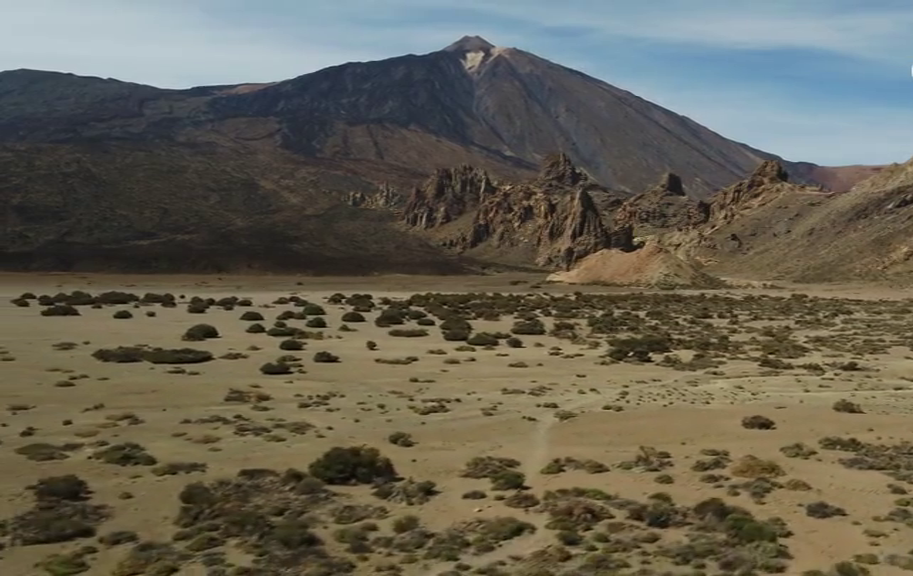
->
left=442, top=35, right=496, bottom=53
left=442, top=35, right=509, bottom=73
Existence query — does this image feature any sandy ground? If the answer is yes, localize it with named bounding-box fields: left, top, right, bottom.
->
left=1, top=273, right=912, bottom=575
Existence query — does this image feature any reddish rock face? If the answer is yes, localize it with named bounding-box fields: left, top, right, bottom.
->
left=403, top=154, right=633, bottom=270
left=614, top=172, right=710, bottom=236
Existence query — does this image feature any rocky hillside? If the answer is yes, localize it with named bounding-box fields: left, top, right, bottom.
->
left=403, top=154, right=633, bottom=269
left=0, top=143, right=466, bottom=274
left=550, top=157, right=913, bottom=285
left=634, top=159, right=913, bottom=282
left=0, top=36, right=882, bottom=274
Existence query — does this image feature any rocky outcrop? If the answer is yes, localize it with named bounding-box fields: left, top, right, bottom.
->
left=345, top=184, right=405, bottom=210
left=537, top=153, right=590, bottom=187
left=402, top=165, right=495, bottom=229
left=403, top=154, right=633, bottom=270
left=614, top=172, right=710, bottom=235
left=709, top=160, right=791, bottom=225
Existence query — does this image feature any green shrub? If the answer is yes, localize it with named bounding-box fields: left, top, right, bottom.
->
left=40, top=305, right=80, bottom=317
left=182, top=324, right=219, bottom=342
left=313, top=351, right=340, bottom=363
left=303, top=304, right=326, bottom=315
left=240, top=311, right=264, bottom=321
left=467, top=333, right=499, bottom=346
left=505, top=337, right=524, bottom=348
left=279, top=339, right=304, bottom=351
left=113, top=310, right=133, bottom=319
left=260, top=362, right=292, bottom=375
left=308, top=446, right=397, bottom=485
left=305, top=317, right=327, bottom=329
left=388, top=432, right=415, bottom=447
left=341, top=311, right=366, bottom=323
left=511, top=319, right=545, bottom=335
left=142, top=348, right=213, bottom=364
left=388, top=329, right=428, bottom=338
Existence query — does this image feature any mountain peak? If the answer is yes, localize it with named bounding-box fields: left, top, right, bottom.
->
left=443, top=35, right=496, bottom=53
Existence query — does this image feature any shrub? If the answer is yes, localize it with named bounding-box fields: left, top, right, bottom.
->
left=303, top=304, right=326, bottom=315
left=375, top=308, right=406, bottom=327
left=113, top=310, right=133, bottom=319
left=246, top=323, right=266, bottom=334
left=308, top=446, right=397, bottom=485
left=442, top=329, right=470, bottom=342
left=144, top=348, right=214, bottom=364
left=31, top=475, right=91, bottom=502
left=260, top=362, right=292, bottom=375
left=491, top=470, right=525, bottom=491
left=11, top=297, right=30, bottom=307
left=305, top=317, right=327, bottom=329
left=279, top=339, right=304, bottom=351
left=92, top=347, right=144, bottom=363
left=267, top=326, right=299, bottom=337
left=313, top=351, right=340, bottom=363
left=511, top=319, right=545, bottom=335
left=805, top=501, right=847, bottom=519
left=92, top=443, right=157, bottom=466
left=467, top=333, right=499, bottom=346
left=392, top=515, right=420, bottom=534
left=741, top=415, right=776, bottom=430
left=341, top=311, right=366, bottom=323
left=462, top=490, right=487, bottom=500
left=240, top=311, right=264, bottom=321
left=187, top=302, right=208, bottom=314
left=41, top=305, right=80, bottom=317
left=440, top=317, right=472, bottom=332
left=505, top=337, right=524, bottom=348
left=182, top=324, right=219, bottom=342
left=832, top=399, right=864, bottom=414
left=388, top=328, right=428, bottom=338
left=730, top=455, right=784, bottom=479
left=388, top=432, right=416, bottom=447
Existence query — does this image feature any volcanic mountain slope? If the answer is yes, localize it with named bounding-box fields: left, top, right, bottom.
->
left=0, top=37, right=881, bottom=273
left=0, top=142, right=466, bottom=274
left=403, top=154, right=634, bottom=270
left=0, top=38, right=863, bottom=193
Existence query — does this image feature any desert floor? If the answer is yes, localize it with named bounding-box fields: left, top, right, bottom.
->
left=1, top=272, right=912, bottom=576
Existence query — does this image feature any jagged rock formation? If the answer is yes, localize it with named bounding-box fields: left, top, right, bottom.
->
left=403, top=154, right=633, bottom=270
left=614, top=173, right=710, bottom=237
left=709, top=160, right=794, bottom=226
left=345, top=184, right=405, bottom=210
left=403, top=165, right=496, bottom=229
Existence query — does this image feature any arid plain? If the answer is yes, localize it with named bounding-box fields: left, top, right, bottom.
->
left=1, top=273, right=913, bottom=576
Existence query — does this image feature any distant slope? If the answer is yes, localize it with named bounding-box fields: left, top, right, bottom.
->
left=0, top=142, right=468, bottom=274
left=649, top=159, right=913, bottom=282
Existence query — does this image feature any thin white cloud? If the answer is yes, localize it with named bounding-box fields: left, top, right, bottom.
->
left=384, top=0, right=913, bottom=66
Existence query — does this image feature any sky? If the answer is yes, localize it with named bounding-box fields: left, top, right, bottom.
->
left=1, top=0, right=911, bottom=166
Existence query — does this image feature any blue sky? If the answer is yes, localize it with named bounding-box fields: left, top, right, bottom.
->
left=1, top=0, right=911, bottom=166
